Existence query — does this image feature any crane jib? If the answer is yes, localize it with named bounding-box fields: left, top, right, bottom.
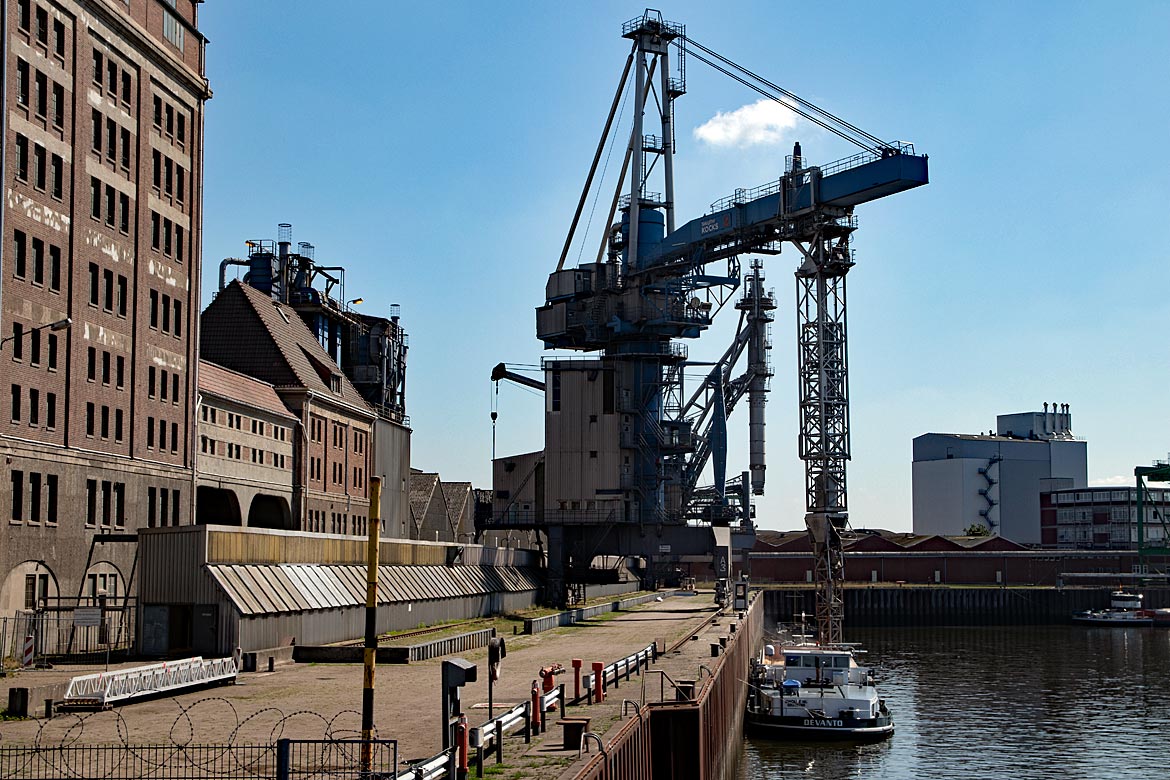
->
left=640, top=153, right=929, bottom=269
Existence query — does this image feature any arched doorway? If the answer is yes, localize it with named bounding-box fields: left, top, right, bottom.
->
left=82, top=562, right=126, bottom=605
left=248, top=494, right=293, bottom=530
left=196, top=486, right=242, bottom=525
left=0, top=561, right=58, bottom=615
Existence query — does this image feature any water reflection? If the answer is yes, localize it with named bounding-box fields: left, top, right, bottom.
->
left=737, top=626, right=1170, bottom=779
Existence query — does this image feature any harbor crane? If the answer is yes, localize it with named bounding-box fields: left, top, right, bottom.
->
left=481, top=11, right=927, bottom=623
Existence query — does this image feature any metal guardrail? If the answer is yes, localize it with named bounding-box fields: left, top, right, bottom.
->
left=396, top=746, right=455, bottom=780
left=540, top=685, right=565, bottom=720
left=62, top=656, right=238, bottom=708
left=465, top=685, right=565, bottom=777
left=581, top=643, right=657, bottom=703
left=469, top=701, right=531, bottom=778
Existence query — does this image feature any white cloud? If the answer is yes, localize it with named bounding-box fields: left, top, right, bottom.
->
left=1090, top=475, right=1132, bottom=486
left=693, top=99, right=798, bottom=149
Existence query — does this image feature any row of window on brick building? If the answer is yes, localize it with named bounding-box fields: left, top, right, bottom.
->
left=308, top=416, right=367, bottom=489
left=200, top=406, right=289, bottom=441
left=305, top=508, right=369, bottom=537
left=17, top=0, right=187, bottom=128
left=9, top=469, right=179, bottom=529
left=10, top=388, right=180, bottom=455
left=16, top=84, right=189, bottom=205
left=199, top=435, right=288, bottom=469
left=199, top=407, right=290, bottom=468
left=17, top=1, right=66, bottom=62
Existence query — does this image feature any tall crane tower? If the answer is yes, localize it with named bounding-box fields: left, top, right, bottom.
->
left=481, top=11, right=928, bottom=620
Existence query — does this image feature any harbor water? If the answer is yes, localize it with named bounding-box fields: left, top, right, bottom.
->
left=736, top=625, right=1170, bottom=779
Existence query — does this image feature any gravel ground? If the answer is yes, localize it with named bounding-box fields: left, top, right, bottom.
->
left=0, top=593, right=720, bottom=777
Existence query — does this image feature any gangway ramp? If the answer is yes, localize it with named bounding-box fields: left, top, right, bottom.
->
left=61, top=656, right=238, bottom=709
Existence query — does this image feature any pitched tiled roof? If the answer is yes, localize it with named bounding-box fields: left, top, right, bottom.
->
left=754, top=530, right=808, bottom=549
left=754, top=527, right=1029, bottom=552
left=201, top=281, right=373, bottom=418
left=199, top=361, right=298, bottom=421
left=409, top=473, right=439, bottom=522
left=442, top=482, right=471, bottom=525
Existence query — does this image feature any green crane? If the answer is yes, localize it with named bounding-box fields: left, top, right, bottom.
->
left=1136, top=462, right=1170, bottom=559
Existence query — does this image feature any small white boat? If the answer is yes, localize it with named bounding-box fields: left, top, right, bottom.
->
left=1072, top=591, right=1153, bottom=626
left=745, top=642, right=894, bottom=741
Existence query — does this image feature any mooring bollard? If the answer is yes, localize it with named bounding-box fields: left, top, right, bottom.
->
left=455, top=713, right=469, bottom=780
left=530, top=681, right=542, bottom=733
left=572, top=658, right=583, bottom=702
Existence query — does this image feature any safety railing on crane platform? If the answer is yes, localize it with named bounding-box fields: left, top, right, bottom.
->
left=622, top=12, right=684, bottom=38
left=707, top=142, right=919, bottom=215
left=809, top=141, right=917, bottom=177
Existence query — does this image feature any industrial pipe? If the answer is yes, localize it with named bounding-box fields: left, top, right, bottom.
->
left=219, top=257, right=248, bottom=292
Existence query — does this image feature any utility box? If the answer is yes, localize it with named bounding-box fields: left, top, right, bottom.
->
left=733, top=579, right=749, bottom=611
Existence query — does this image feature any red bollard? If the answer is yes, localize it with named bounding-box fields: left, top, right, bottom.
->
left=592, top=662, right=605, bottom=703
left=455, top=713, right=469, bottom=780
left=572, top=658, right=583, bottom=702
left=530, top=680, right=542, bottom=733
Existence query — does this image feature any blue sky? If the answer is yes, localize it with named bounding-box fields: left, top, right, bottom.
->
left=198, top=1, right=1170, bottom=532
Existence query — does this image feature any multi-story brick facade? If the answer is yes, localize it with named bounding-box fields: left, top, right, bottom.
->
left=0, top=1, right=209, bottom=612
left=200, top=281, right=375, bottom=536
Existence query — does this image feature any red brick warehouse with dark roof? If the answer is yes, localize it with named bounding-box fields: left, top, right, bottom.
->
left=199, top=281, right=375, bottom=536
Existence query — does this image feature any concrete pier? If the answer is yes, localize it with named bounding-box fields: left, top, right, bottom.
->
left=1, top=592, right=755, bottom=780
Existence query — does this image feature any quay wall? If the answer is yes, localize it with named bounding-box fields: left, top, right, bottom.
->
left=573, top=594, right=762, bottom=780
left=763, top=587, right=1170, bottom=627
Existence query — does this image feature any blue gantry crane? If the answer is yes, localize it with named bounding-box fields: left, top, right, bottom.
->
left=482, top=11, right=928, bottom=621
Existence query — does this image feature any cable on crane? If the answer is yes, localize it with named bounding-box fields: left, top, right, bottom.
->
left=557, top=44, right=637, bottom=272
left=676, top=35, right=891, bottom=157
left=577, top=70, right=633, bottom=266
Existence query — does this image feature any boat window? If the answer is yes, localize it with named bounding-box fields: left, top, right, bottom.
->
left=803, top=656, right=818, bottom=668
left=785, top=656, right=802, bottom=666
left=833, top=656, right=850, bottom=669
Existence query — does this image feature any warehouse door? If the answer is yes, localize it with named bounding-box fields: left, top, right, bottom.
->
left=193, top=604, right=219, bottom=655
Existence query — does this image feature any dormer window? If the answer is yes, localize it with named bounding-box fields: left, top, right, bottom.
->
left=300, top=346, right=344, bottom=395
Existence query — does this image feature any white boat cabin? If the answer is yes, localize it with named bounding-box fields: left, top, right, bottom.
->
left=1110, top=591, right=1142, bottom=610
left=760, top=645, right=873, bottom=687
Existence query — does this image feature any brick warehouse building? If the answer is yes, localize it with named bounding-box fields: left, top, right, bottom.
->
left=0, top=1, right=209, bottom=612
left=199, top=281, right=375, bottom=536
left=195, top=360, right=297, bottom=529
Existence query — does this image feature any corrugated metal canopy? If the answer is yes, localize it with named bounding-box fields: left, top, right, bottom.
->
left=206, top=564, right=542, bottom=616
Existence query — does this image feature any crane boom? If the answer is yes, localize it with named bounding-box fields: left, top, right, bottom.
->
left=634, top=149, right=927, bottom=276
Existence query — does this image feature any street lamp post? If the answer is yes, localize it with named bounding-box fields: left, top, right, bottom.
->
left=0, top=318, right=72, bottom=351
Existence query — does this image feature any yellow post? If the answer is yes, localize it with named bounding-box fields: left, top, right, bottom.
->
left=361, top=476, right=382, bottom=771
